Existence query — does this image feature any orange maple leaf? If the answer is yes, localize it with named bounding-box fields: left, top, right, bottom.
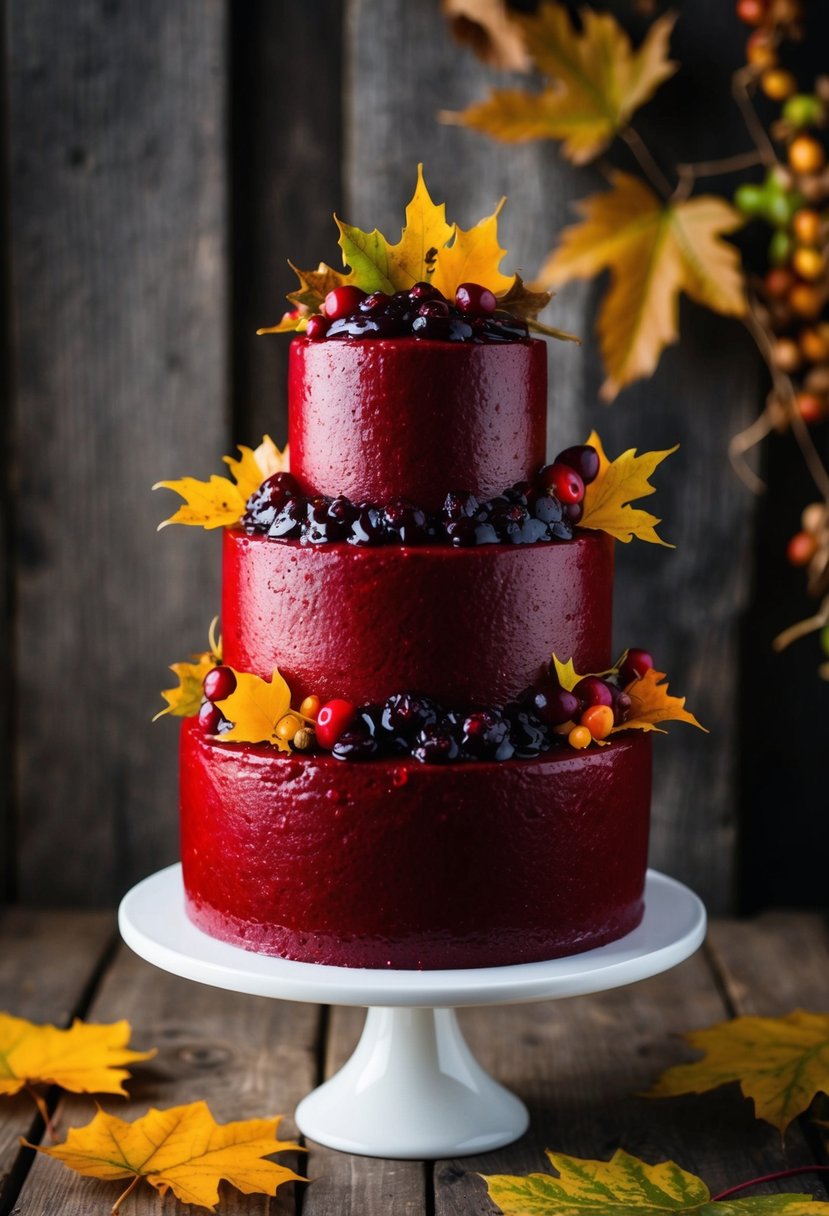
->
left=539, top=172, right=746, bottom=399
left=580, top=431, right=676, bottom=545
left=442, top=5, right=677, bottom=164
left=154, top=437, right=288, bottom=530
left=617, top=667, right=706, bottom=736
left=28, top=1100, right=304, bottom=1213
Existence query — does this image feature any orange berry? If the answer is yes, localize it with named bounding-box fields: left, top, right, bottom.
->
left=792, top=208, right=822, bottom=245
left=764, top=266, right=795, bottom=298
left=299, top=695, right=321, bottom=721
left=789, top=135, right=826, bottom=176
left=737, top=0, right=767, bottom=24
left=795, top=391, right=825, bottom=423
left=773, top=336, right=803, bottom=372
left=761, top=68, right=797, bottom=101
left=746, top=30, right=777, bottom=70
left=799, top=328, right=829, bottom=362
left=789, top=283, right=824, bottom=319
left=568, top=724, right=592, bottom=750
left=787, top=530, right=818, bottom=566
left=276, top=713, right=303, bottom=742
left=771, top=0, right=803, bottom=21
left=581, top=704, right=614, bottom=741
left=792, top=246, right=825, bottom=281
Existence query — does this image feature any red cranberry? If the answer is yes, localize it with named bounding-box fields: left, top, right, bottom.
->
left=564, top=501, right=584, bottom=524
left=305, top=314, right=330, bottom=339
left=527, top=684, right=580, bottom=727
left=360, top=291, right=391, bottom=315
left=455, top=282, right=497, bottom=315
left=574, top=676, right=614, bottom=709
left=418, top=300, right=450, bottom=318
left=409, top=281, right=444, bottom=302
left=316, top=699, right=357, bottom=749
left=555, top=444, right=600, bottom=486
left=198, top=700, right=226, bottom=734
left=619, top=648, right=654, bottom=686
left=203, top=666, right=237, bottom=703
left=538, top=462, right=585, bottom=505
left=614, top=691, right=633, bottom=725
left=322, top=285, right=367, bottom=320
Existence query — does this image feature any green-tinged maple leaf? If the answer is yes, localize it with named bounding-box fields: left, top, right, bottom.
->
left=29, top=1101, right=303, bottom=1213
left=336, top=164, right=454, bottom=294
left=482, top=1149, right=826, bottom=1216
left=442, top=5, right=677, bottom=164
left=215, top=668, right=293, bottom=750
left=154, top=438, right=288, bottom=530
left=580, top=430, right=675, bottom=545
left=647, top=1010, right=829, bottom=1134
left=155, top=618, right=222, bottom=721
left=539, top=172, right=746, bottom=399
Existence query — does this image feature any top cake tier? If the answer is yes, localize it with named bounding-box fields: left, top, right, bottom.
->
left=288, top=336, right=547, bottom=509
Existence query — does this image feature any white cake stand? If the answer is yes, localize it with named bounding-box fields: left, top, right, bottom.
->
left=119, top=865, right=705, bottom=1159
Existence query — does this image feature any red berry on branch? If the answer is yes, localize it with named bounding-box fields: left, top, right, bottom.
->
left=619, top=648, right=654, bottom=686
left=322, top=285, right=368, bottom=320
left=787, top=530, right=818, bottom=566
left=539, top=462, right=585, bottom=504
left=736, top=0, right=768, bottom=26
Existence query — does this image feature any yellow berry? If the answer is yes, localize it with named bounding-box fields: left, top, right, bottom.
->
left=799, top=328, right=829, bottom=363
left=793, top=246, right=825, bottom=281
left=792, top=208, right=822, bottom=245
left=568, top=725, right=592, bottom=750
left=276, top=713, right=303, bottom=742
left=789, top=283, right=824, bottom=319
left=581, top=704, right=614, bottom=741
left=761, top=68, right=797, bottom=101
left=299, top=695, right=321, bottom=721
left=789, top=135, right=826, bottom=176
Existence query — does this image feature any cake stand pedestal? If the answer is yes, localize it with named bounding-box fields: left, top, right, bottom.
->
left=119, top=865, right=705, bottom=1159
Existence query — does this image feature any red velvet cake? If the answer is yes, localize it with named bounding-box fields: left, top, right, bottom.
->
left=175, top=335, right=658, bottom=969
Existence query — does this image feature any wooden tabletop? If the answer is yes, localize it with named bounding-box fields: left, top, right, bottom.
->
left=1, top=908, right=827, bottom=1214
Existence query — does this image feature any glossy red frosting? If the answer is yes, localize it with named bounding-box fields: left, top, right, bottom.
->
left=180, top=717, right=652, bottom=970
left=222, top=528, right=614, bottom=706
left=288, top=337, right=548, bottom=509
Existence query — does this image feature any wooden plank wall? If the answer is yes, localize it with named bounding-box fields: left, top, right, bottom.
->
left=1, top=1, right=826, bottom=911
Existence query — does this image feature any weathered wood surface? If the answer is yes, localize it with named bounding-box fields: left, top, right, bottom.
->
left=1, top=912, right=827, bottom=1215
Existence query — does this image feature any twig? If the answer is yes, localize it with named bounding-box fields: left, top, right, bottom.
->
left=774, top=598, right=829, bottom=651
left=728, top=409, right=773, bottom=493
left=620, top=126, right=673, bottom=199
left=732, top=65, right=779, bottom=165
left=788, top=397, right=829, bottom=504
left=673, top=148, right=768, bottom=202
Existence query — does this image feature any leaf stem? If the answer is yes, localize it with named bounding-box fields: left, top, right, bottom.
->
left=112, top=1174, right=142, bottom=1215
left=526, top=318, right=582, bottom=344
left=712, top=1165, right=829, bottom=1202
left=25, top=1084, right=58, bottom=1143
left=621, top=126, right=674, bottom=199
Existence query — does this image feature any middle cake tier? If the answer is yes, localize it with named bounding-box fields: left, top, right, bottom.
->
left=222, top=528, right=614, bottom=706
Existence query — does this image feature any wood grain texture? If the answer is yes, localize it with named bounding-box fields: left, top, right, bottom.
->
left=302, top=1006, right=428, bottom=1216
left=12, top=942, right=318, bottom=1215
left=231, top=1, right=344, bottom=448
left=343, top=0, right=763, bottom=911
left=0, top=909, right=113, bottom=1203
left=437, top=953, right=826, bottom=1213
left=6, top=1, right=228, bottom=905
left=707, top=912, right=829, bottom=1013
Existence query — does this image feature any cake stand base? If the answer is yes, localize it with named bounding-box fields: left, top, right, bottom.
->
left=119, top=866, right=705, bottom=1159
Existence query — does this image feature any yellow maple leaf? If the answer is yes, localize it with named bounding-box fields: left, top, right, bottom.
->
left=552, top=655, right=580, bottom=693
left=216, top=668, right=293, bottom=750
left=335, top=164, right=454, bottom=294
left=615, top=667, right=706, bottom=736
left=482, top=1148, right=826, bottom=1216
left=29, top=1100, right=304, bottom=1213
left=154, top=437, right=288, bottom=530
left=443, top=5, right=677, bottom=164
left=539, top=172, right=746, bottom=399
left=580, top=430, right=676, bottom=545
left=646, top=1010, right=829, bottom=1135
left=430, top=201, right=515, bottom=299
left=155, top=618, right=222, bottom=722
left=0, top=1013, right=154, bottom=1101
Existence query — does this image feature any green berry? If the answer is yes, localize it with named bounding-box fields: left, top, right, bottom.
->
left=783, top=94, right=826, bottom=130
left=734, top=183, right=765, bottom=217
left=820, top=624, right=829, bottom=657
left=769, top=229, right=794, bottom=266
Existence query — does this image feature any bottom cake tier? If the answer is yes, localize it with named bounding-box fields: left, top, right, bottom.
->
left=180, top=718, right=652, bottom=970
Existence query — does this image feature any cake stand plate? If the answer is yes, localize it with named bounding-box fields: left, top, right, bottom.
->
left=119, top=866, right=705, bottom=1159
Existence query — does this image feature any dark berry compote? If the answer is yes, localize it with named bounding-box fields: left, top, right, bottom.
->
left=305, top=281, right=529, bottom=343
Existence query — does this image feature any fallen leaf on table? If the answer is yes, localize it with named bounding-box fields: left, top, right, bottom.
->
left=154, top=436, right=287, bottom=530
left=216, top=668, right=293, bottom=750
left=539, top=172, right=746, bottom=399
left=647, top=1010, right=829, bottom=1134
left=482, top=1148, right=827, bottom=1216
left=442, top=5, right=677, bottom=164
left=580, top=430, right=676, bottom=545
left=0, top=1013, right=154, bottom=1129
left=28, top=1100, right=304, bottom=1213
